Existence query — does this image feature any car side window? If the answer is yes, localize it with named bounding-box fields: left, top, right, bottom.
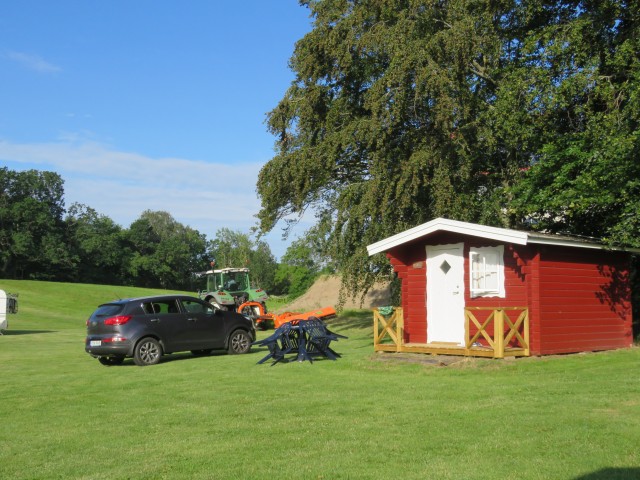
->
left=142, top=300, right=180, bottom=314
left=180, top=299, right=215, bottom=315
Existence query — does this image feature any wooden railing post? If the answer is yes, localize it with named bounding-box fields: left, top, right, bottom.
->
left=523, top=309, right=530, bottom=356
left=373, top=309, right=380, bottom=347
left=464, top=309, right=470, bottom=355
left=494, top=309, right=505, bottom=359
left=396, top=308, right=403, bottom=352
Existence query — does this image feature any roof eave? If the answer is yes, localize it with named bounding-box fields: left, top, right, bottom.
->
left=366, top=218, right=528, bottom=256
left=527, top=234, right=640, bottom=253
left=366, top=218, right=640, bottom=256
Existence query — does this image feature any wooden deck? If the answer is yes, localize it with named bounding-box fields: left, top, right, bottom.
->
left=373, top=307, right=530, bottom=359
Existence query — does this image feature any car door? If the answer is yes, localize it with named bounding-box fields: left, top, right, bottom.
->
left=142, top=299, right=192, bottom=352
left=178, top=298, right=227, bottom=350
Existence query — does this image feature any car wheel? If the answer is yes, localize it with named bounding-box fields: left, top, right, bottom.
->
left=191, top=349, right=213, bottom=356
left=134, top=337, right=162, bottom=366
left=98, top=356, right=125, bottom=366
left=228, top=329, right=251, bottom=354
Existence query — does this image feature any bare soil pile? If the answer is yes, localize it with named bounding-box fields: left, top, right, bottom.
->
left=282, top=275, right=392, bottom=312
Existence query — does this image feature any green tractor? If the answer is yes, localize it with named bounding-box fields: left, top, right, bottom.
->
left=196, top=267, right=268, bottom=314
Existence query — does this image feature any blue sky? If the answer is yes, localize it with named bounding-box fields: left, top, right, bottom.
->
left=0, top=1, right=313, bottom=259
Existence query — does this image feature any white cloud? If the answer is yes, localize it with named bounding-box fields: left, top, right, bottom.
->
left=0, top=138, right=262, bottom=230
left=6, top=51, right=61, bottom=73
left=0, top=139, right=314, bottom=259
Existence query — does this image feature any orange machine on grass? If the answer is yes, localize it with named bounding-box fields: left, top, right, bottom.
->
left=236, top=301, right=336, bottom=330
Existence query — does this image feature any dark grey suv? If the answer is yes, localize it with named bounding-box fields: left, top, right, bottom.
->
left=85, top=294, right=255, bottom=366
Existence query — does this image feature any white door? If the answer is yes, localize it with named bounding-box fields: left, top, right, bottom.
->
left=426, top=243, right=465, bottom=345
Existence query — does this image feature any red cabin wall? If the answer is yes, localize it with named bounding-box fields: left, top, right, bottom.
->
left=388, top=233, right=538, bottom=346
left=387, top=240, right=428, bottom=344
left=385, top=234, right=633, bottom=356
left=537, top=247, right=633, bottom=355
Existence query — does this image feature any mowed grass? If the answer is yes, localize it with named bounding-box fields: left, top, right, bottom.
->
left=0, top=280, right=639, bottom=480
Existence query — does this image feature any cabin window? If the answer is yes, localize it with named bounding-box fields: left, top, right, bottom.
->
left=469, top=246, right=505, bottom=298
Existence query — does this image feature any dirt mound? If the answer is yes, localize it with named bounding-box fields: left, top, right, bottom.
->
left=282, top=275, right=392, bottom=312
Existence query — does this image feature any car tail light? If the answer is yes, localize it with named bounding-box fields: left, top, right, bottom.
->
left=103, top=336, right=127, bottom=343
left=104, top=315, right=132, bottom=326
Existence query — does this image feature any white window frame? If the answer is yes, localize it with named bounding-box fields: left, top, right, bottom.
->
left=469, top=245, right=505, bottom=298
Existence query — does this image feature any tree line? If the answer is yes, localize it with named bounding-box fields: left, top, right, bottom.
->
left=0, top=167, right=321, bottom=295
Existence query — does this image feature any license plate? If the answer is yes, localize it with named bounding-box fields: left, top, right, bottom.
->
left=90, top=340, right=101, bottom=347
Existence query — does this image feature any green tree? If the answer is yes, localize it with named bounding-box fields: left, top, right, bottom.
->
left=271, top=236, right=330, bottom=297
left=207, top=229, right=278, bottom=291
left=248, top=239, right=278, bottom=292
left=257, top=0, right=640, bottom=299
left=208, top=228, right=254, bottom=269
left=64, top=203, right=126, bottom=285
left=124, top=210, right=208, bottom=289
left=0, top=167, right=74, bottom=279
left=506, top=1, right=640, bottom=247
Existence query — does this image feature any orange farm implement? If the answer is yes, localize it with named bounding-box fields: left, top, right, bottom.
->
left=237, top=302, right=337, bottom=330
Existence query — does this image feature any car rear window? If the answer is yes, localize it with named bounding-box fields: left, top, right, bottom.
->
left=92, top=304, right=124, bottom=316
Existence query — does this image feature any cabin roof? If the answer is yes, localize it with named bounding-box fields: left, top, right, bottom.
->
left=366, top=218, right=640, bottom=256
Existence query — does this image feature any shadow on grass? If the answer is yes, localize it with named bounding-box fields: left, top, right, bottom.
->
left=332, top=310, right=373, bottom=331
left=98, top=350, right=231, bottom=367
left=573, top=468, right=640, bottom=480
left=1, top=330, right=56, bottom=335
left=253, top=356, right=337, bottom=365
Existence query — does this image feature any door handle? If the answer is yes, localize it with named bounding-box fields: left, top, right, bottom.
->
left=150, top=318, right=160, bottom=322
left=187, top=317, right=197, bottom=322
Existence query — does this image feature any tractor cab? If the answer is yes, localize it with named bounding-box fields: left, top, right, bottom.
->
left=196, top=267, right=268, bottom=312
left=208, top=268, right=249, bottom=293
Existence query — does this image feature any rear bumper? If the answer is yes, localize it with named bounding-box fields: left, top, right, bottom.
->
left=85, top=337, right=133, bottom=357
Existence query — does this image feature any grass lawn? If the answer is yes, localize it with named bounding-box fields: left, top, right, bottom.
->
left=0, top=279, right=639, bottom=479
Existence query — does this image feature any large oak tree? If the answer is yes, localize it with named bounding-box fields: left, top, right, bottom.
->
left=257, top=0, right=640, bottom=298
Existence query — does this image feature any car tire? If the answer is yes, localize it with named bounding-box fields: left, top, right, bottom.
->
left=134, top=337, right=162, bottom=366
left=98, top=356, right=125, bottom=366
left=191, top=349, right=213, bottom=356
left=228, top=329, right=251, bottom=355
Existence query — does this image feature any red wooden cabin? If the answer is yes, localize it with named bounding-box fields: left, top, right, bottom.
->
left=367, top=218, right=637, bottom=357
